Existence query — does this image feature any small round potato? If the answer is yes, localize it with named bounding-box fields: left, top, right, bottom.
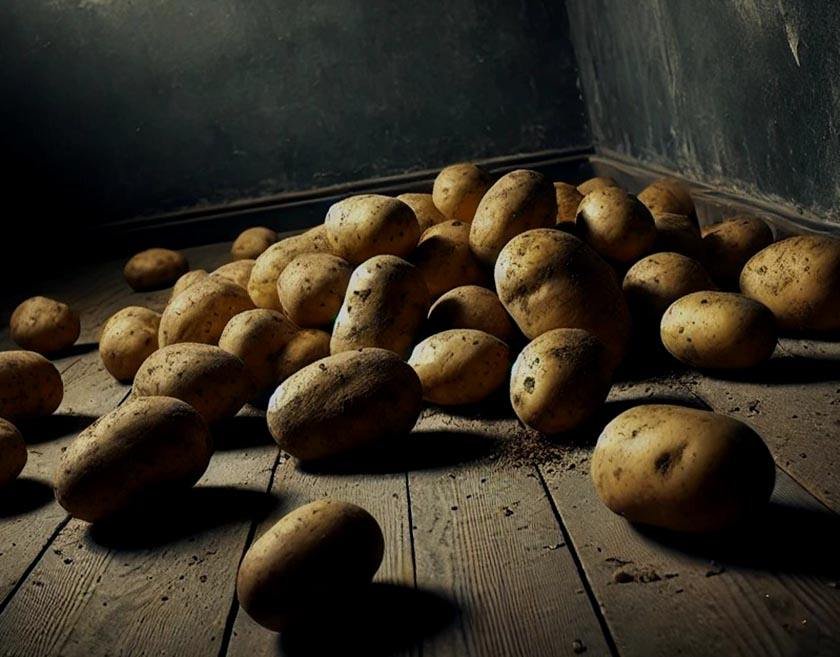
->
left=276, top=329, right=331, bottom=382
left=469, top=169, right=557, bottom=266
left=408, top=329, right=510, bottom=405
left=331, top=256, right=430, bottom=358
left=576, top=176, right=618, bottom=195
left=99, top=306, right=162, bottom=382
left=124, top=248, right=189, bottom=291
left=0, top=418, right=27, bottom=488
left=510, top=329, right=612, bottom=434
left=237, top=499, right=384, bottom=632
left=553, top=182, right=584, bottom=224
left=397, top=193, right=447, bottom=232
left=661, top=291, right=777, bottom=369
left=638, top=178, right=696, bottom=221
left=267, top=348, right=423, bottom=461
left=591, top=404, right=775, bottom=532
left=576, top=187, right=656, bottom=263
left=10, top=296, right=80, bottom=355
left=231, top=226, right=278, bottom=260
left=410, top=220, right=485, bottom=298
left=325, top=195, right=420, bottom=265
left=170, top=269, right=209, bottom=302
left=432, top=163, right=493, bottom=222
left=54, top=396, right=211, bottom=523
left=426, top=285, right=516, bottom=343
left=702, top=215, right=774, bottom=285
left=651, top=212, right=703, bottom=259
left=133, top=343, right=252, bottom=423
left=0, top=351, right=63, bottom=420
left=277, top=253, right=353, bottom=327
left=213, top=260, right=255, bottom=291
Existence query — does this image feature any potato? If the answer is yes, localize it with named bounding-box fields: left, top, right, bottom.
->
left=277, top=253, right=353, bottom=327
left=218, top=309, right=298, bottom=393
left=702, top=215, right=774, bottom=284
left=661, top=291, right=777, bottom=368
left=495, top=229, right=631, bottom=368
left=99, top=306, right=162, bottom=382
left=410, top=220, right=485, bottom=298
left=54, top=396, right=211, bottom=523
left=249, top=226, right=334, bottom=311
left=331, top=256, right=429, bottom=358
left=124, top=248, right=189, bottom=291
left=408, top=329, right=509, bottom=405
left=0, top=351, right=63, bottom=420
left=651, top=212, right=703, bottom=259
left=237, top=499, right=384, bottom=631
left=159, top=276, right=254, bottom=347
left=213, top=259, right=255, bottom=290
left=397, top=193, right=446, bottom=232
left=133, top=343, right=252, bottom=423
left=231, top=226, right=278, bottom=260
left=576, top=187, right=656, bottom=263
left=469, top=169, right=557, bottom=266
left=276, top=329, right=331, bottom=382
left=171, top=269, right=209, bottom=301
left=638, top=177, right=696, bottom=221
left=554, top=182, right=584, bottom=224
left=591, top=404, right=775, bottom=532
left=576, top=176, right=618, bottom=195
left=432, top=163, right=493, bottom=222
left=0, top=418, right=26, bottom=487
left=623, top=252, right=716, bottom=329
left=426, top=285, right=516, bottom=343
left=510, top=328, right=612, bottom=433
left=10, top=296, right=80, bottom=355
left=267, top=348, right=422, bottom=461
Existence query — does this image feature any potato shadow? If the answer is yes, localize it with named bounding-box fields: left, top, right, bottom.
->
left=704, top=354, right=840, bottom=385
left=212, top=413, right=274, bottom=451
left=439, top=386, right=517, bottom=421
left=48, top=342, right=98, bottom=359
left=16, top=414, right=97, bottom=444
left=0, top=477, right=54, bottom=517
left=88, top=486, right=277, bottom=550
left=279, top=582, right=457, bottom=657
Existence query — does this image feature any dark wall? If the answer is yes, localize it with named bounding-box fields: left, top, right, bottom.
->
left=0, top=0, right=588, bottom=232
left=566, top=0, right=840, bottom=225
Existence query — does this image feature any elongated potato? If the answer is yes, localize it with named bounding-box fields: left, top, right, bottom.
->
left=10, top=296, right=80, bottom=355
left=577, top=176, right=618, bottom=195
left=54, top=396, right=211, bottom=523
left=124, top=248, right=188, bottom=291
left=277, top=253, right=353, bottom=327
left=591, top=404, right=775, bottom=532
left=638, top=178, right=696, bottom=222
left=267, top=348, right=422, bottom=461
left=331, top=256, right=429, bottom=358
left=99, top=306, right=162, bottom=382
left=576, top=187, right=656, bottom=263
left=171, top=269, right=209, bottom=302
left=276, top=329, right=331, bottom=382
left=651, top=212, right=703, bottom=259
left=409, top=329, right=509, bottom=405
left=213, top=260, right=255, bottom=290
left=397, top=193, right=447, bottom=232
left=510, top=328, right=612, bottom=434
left=554, top=182, right=584, bottom=224
left=231, top=226, right=277, bottom=260
left=237, top=499, right=384, bottom=631
left=133, top=343, right=252, bottom=423
left=432, top=163, right=493, bottom=222
left=0, top=350, right=63, bottom=420
left=410, top=220, right=485, bottom=298
left=469, top=169, right=556, bottom=266
left=0, top=418, right=26, bottom=487
left=661, top=291, right=777, bottom=368
left=426, top=285, right=516, bottom=343
left=702, top=215, right=773, bottom=284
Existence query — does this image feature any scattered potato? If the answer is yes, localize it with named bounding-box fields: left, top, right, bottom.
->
left=426, top=285, right=516, bottom=343
left=133, top=343, right=252, bottom=423
left=591, top=404, right=775, bottom=532
left=408, top=329, right=509, bottom=405
left=577, top=176, right=618, bottom=195
left=123, top=248, right=189, bottom=291
left=276, top=329, right=331, bottom=382
left=99, top=306, right=162, bottom=382
left=231, top=226, right=278, bottom=260
left=213, top=259, right=255, bottom=290
left=10, top=296, right=80, bottom=355
left=702, top=215, right=774, bottom=284
left=267, top=348, right=422, bottom=461
left=397, top=193, right=447, bottom=232
left=651, top=212, right=703, bottom=259
left=171, top=269, right=209, bottom=302
left=554, top=182, right=584, bottom=224
left=237, top=499, right=384, bottom=631
left=576, top=187, right=656, bottom=263
left=469, top=169, right=557, bottom=266
left=277, top=253, right=353, bottom=327
left=0, top=351, right=63, bottom=421
left=638, top=177, right=696, bottom=221
left=0, top=418, right=26, bottom=488
left=410, top=220, right=485, bottom=298
left=331, top=255, right=429, bottom=358
left=432, top=163, right=493, bottom=222
left=54, top=396, right=211, bottom=523
left=661, top=291, right=777, bottom=368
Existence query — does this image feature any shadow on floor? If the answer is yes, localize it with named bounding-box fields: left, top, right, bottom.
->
left=0, top=477, right=54, bottom=518
left=212, top=413, right=274, bottom=451
left=48, top=342, right=99, bottom=359
left=702, top=354, right=840, bottom=385
left=17, top=414, right=97, bottom=444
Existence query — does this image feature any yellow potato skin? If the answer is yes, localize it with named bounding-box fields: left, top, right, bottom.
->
left=276, top=329, right=331, bottom=382
left=231, top=226, right=277, bottom=260
left=651, top=212, right=703, bottom=259
left=170, top=269, right=209, bottom=302
left=0, top=350, right=63, bottom=421
left=277, top=253, right=353, bottom=327
left=237, top=499, right=384, bottom=632
left=410, top=220, right=486, bottom=298
left=576, top=176, right=618, bottom=195
left=213, top=260, right=255, bottom=291
left=10, top=296, right=80, bottom=355
left=591, top=404, right=775, bottom=532
left=426, top=285, right=516, bottom=343
left=660, top=291, right=777, bottom=369
left=638, top=178, right=696, bottom=221
left=397, top=193, right=447, bottom=233
left=123, top=248, right=188, bottom=291
left=409, top=329, right=510, bottom=405
left=99, top=306, right=162, bottom=382
left=576, top=187, right=656, bottom=263
left=702, top=215, right=773, bottom=284
left=0, top=418, right=27, bottom=487
left=432, top=163, right=492, bottom=222
left=553, top=182, right=584, bottom=224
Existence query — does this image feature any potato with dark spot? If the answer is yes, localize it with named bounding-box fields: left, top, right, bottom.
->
left=576, top=187, right=656, bottom=264
left=0, top=351, right=63, bottom=421
left=124, top=248, right=189, bottom=291
left=170, top=269, right=209, bottom=302
left=410, top=221, right=485, bottom=298
left=432, top=163, right=493, bottom=222
left=397, top=193, right=447, bottom=232
left=638, top=178, right=696, bottom=222
left=0, top=418, right=26, bottom=487
left=213, top=259, right=255, bottom=291
left=10, top=296, right=80, bottom=355
left=702, top=215, right=774, bottom=285
left=331, top=256, right=429, bottom=358
left=660, top=291, right=777, bottom=369
left=591, top=404, right=775, bottom=532
left=651, top=212, right=703, bottom=259
left=54, top=396, right=212, bottom=523
left=277, top=253, right=353, bottom=327
left=577, top=176, right=618, bottom=195
left=231, top=226, right=277, bottom=260
left=237, top=499, right=384, bottom=632
left=99, top=306, right=162, bottom=382
left=510, top=329, right=612, bottom=434
left=553, top=182, right=584, bottom=224
left=276, top=329, right=331, bottom=382
left=408, top=329, right=509, bottom=405
left=267, top=348, right=422, bottom=461
left=469, top=169, right=557, bottom=266
left=426, top=285, right=516, bottom=343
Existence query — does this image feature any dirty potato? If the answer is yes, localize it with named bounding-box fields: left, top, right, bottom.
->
left=576, top=187, right=656, bottom=264
left=577, top=176, right=618, bottom=195
left=277, top=253, right=353, bottom=327
left=702, top=215, right=774, bottom=285
left=124, top=248, right=189, bottom=291
left=0, top=350, right=63, bottom=420
left=10, top=296, right=80, bottom=355
left=554, top=182, right=584, bottom=224
left=651, top=212, right=703, bottom=259
left=426, top=285, right=516, bottom=343
left=99, top=306, right=162, bottom=382
left=638, top=177, right=696, bottom=222
left=410, top=220, right=485, bottom=298
left=397, top=193, right=447, bottom=232
left=170, top=269, right=210, bottom=302
left=276, top=329, right=331, bottom=382
left=231, top=226, right=278, bottom=260
left=0, top=418, right=27, bottom=487
left=213, top=260, right=255, bottom=291
left=432, top=163, right=493, bottom=222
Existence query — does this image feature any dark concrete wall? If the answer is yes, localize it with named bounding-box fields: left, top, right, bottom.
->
left=566, top=0, right=840, bottom=225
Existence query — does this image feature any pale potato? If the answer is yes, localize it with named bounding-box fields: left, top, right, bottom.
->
left=426, top=285, right=516, bottom=343
left=397, top=193, right=447, bottom=232
left=10, top=296, right=80, bottom=355
left=638, top=177, right=696, bottom=221
left=554, top=182, right=584, bottom=224
left=231, top=226, right=278, bottom=260
left=651, top=212, right=703, bottom=259
left=124, top=248, right=188, bottom=291
left=0, top=418, right=26, bottom=487
left=0, top=350, right=63, bottom=421
left=577, top=176, right=618, bottom=195
left=99, top=306, right=162, bottom=382
left=276, top=329, right=331, bottom=382
left=576, top=187, right=656, bottom=263
left=702, top=215, right=774, bottom=284
left=432, top=163, right=493, bottom=222
left=277, top=253, right=353, bottom=327
left=213, top=260, right=255, bottom=290
left=171, top=269, right=209, bottom=301
left=410, top=220, right=485, bottom=298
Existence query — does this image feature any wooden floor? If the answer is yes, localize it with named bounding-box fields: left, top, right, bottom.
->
left=1, top=238, right=839, bottom=657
